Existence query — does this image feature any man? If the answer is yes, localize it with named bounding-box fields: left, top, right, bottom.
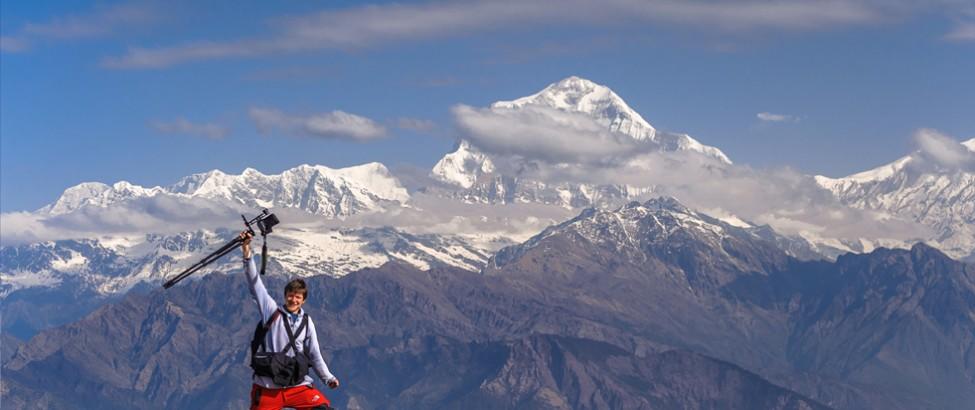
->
left=241, top=231, right=340, bottom=410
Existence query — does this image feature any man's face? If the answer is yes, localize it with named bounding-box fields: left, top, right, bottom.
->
left=284, top=291, right=305, bottom=313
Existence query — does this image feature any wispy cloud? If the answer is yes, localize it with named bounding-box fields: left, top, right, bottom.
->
left=911, top=128, right=975, bottom=172
left=945, top=21, right=975, bottom=41
left=942, top=0, right=975, bottom=42
left=2, top=3, right=159, bottom=53
left=757, top=112, right=799, bottom=123
left=101, top=0, right=895, bottom=69
left=0, top=36, right=29, bottom=53
left=240, top=65, right=335, bottom=82
left=150, top=118, right=229, bottom=139
left=23, top=4, right=157, bottom=39
left=397, top=118, right=437, bottom=132
left=249, top=107, right=387, bottom=141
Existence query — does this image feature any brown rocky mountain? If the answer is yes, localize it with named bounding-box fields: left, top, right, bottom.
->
left=483, top=198, right=975, bottom=409
left=786, top=244, right=975, bottom=408
left=0, top=264, right=826, bottom=410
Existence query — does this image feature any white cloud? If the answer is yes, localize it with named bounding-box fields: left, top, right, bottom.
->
left=249, top=107, right=387, bottom=141
left=0, top=195, right=239, bottom=246
left=451, top=104, right=655, bottom=166
left=912, top=128, right=975, bottom=172
left=101, top=0, right=893, bottom=69
left=0, top=188, right=572, bottom=252
left=2, top=3, right=159, bottom=54
left=296, top=192, right=577, bottom=246
left=0, top=212, right=64, bottom=245
left=150, top=118, right=229, bottom=139
left=757, top=112, right=799, bottom=122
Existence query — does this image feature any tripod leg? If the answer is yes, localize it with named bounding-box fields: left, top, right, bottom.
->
left=162, top=237, right=243, bottom=289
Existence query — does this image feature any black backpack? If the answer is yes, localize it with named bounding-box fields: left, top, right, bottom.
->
left=250, top=309, right=311, bottom=386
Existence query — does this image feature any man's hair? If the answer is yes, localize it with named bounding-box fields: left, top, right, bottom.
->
left=284, top=278, right=308, bottom=299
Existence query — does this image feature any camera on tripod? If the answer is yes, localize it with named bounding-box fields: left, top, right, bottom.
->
left=163, top=209, right=280, bottom=289
left=247, top=209, right=280, bottom=236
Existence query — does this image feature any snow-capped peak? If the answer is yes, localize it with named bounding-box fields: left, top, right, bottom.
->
left=430, top=141, right=496, bottom=189
left=431, top=76, right=732, bottom=193
left=641, top=196, right=692, bottom=214
left=37, top=182, right=111, bottom=213
left=814, top=156, right=914, bottom=188
left=814, top=137, right=975, bottom=261
left=329, top=162, right=410, bottom=201
left=493, top=76, right=657, bottom=142
left=488, top=196, right=774, bottom=274
left=816, top=136, right=975, bottom=188
left=534, top=196, right=732, bottom=251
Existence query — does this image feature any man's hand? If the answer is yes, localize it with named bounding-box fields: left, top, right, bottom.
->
left=240, top=231, right=253, bottom=259
left=327, top=378, right=340, bottom=389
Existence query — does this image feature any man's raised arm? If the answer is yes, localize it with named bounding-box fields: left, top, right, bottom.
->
left=241, top=231, right=278, bottom=322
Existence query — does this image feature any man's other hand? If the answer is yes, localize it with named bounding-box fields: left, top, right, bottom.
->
left=327, top=378, right=340, bottom=389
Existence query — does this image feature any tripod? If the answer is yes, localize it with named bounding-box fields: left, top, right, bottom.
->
left=162, top=210, right=277, bottom=289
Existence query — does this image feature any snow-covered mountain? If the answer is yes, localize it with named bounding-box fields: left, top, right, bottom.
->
left=431, top=76, right=729, bottom=207
left=0, top=226, right=491, bottom=298
left=8, top=77, right=971, bottom=307
left=490, top=196, right=819, bottom=272
left=492, top=76, right=730, bottom=163
left=40, top=162, right=409, bottom=217
left=815, top=138, right=975, bottom=260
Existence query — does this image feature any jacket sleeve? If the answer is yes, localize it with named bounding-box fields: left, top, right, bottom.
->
left=305, top=318, right=336, bottom=383
left=244, top=257, right=278, bottom=322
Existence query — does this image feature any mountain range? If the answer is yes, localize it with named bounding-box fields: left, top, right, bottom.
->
left=39, top=162, right=409, bottom=217
left=3, top=197, right=972, bottom=409
left=2, top=75, right=974, bottom=409
left=4, top=75, right=974, bottom=336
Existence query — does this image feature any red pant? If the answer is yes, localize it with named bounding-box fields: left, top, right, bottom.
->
left=250, top=384, right=331, bottom=410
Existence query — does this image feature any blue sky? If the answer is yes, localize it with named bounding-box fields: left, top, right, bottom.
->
left=2, top=0, right=973, bottom=212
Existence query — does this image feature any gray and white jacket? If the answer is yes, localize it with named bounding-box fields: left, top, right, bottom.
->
left=244, top=258, right=337, bottom=388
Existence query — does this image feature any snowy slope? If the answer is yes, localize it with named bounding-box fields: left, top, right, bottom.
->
left=490, top=197, right=785, bottom=273
left=815, top=138, right=975, bottom=260
left=0, top=226, right=491, bottom=297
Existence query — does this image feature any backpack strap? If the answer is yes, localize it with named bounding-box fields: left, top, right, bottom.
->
left=266, top=309, right=284, bottom=329
left=251, top=309, right=283, bottom=356
left=281, top=313, right=308, bottom=355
